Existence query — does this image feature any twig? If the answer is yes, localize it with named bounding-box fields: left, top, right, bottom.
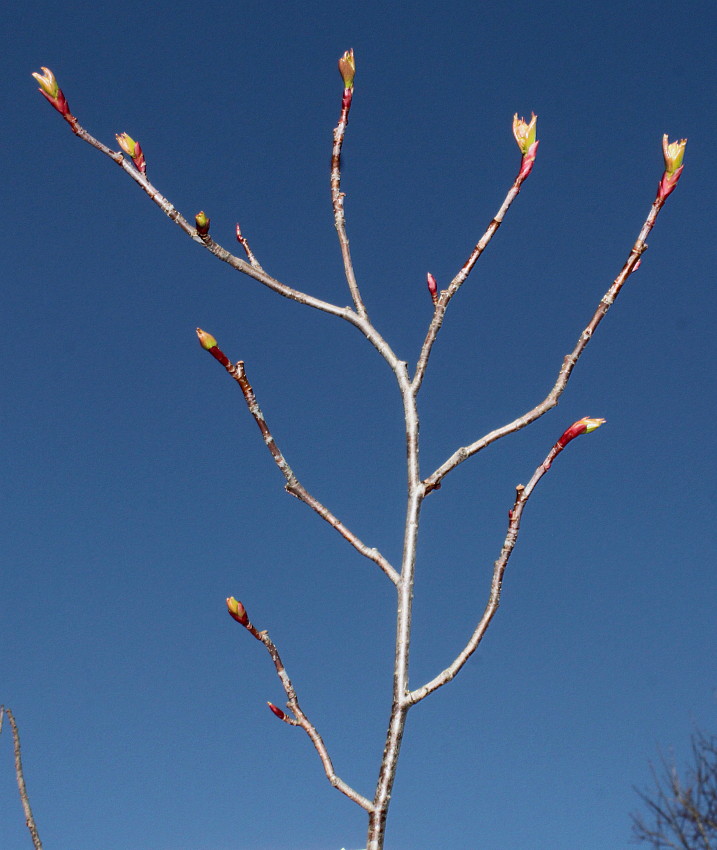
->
left=235, top=222, right=264, bottom=271
left=332, top=50, right=368, bottom=320
left=409, top=418, right=604, bottom=703
left=197, top=331, right=400, bottom=584
left=412, top=160, right=534, bottom=393
left=226, top=602, right=375, bottom=812
left=423, top=190, right=668, bottom=493
left=60, top=114, right=352, bottom=320
left=1, top=706, right=43, bottom=850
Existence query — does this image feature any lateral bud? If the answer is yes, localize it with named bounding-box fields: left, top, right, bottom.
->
left=195, top=211, right=210, bottom=237
left=267, top=702, right=287, bottom=721
left=426, top=272, right=438, bottom=305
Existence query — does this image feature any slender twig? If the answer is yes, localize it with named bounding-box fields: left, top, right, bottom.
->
left=423, top=192, right=667, bottom=493
left=235, top=222, right=264, bottom=271
left=62, top=116, right=351, bottom=319
left=1, top=707, right=43, bottom=850
left=227, top=606, right=375, bottom=812
left=331, top=57, right=368, bottom=320
left=197, top=332, right=400, bottom=584
left=409, top=420, right=602, bottom=704
left=412, top=162, right=533, bottom=393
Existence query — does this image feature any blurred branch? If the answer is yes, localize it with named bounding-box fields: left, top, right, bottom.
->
left=1, top=706, right=43, bottom=850
left=632, top=731, right=717, bottom=849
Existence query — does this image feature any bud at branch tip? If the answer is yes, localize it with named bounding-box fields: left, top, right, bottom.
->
left=196, top=327, right=218, bottom=350
left=338, top=49, right=355, bottom=90
left=658, top=134, right=687, bottom=201
left=32, top=66, right=71, bottom=117
left=226, top=596, right=249, bottom=625
left=512, top=113, right=537, bottom=155
left=557, top=417, right=606, bottom=449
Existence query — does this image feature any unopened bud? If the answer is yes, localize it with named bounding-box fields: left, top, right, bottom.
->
left=267, top=702, right=286, bottom=721
left=426, top=273, right=438, bottom=304
left=115, top=132, right=146, bottom=174
left=556, top=417, right=606, bottom=448
left=195, top=211, right=210, bottom=236
left=226, top=596, right=249, bottom=626
left=196, top=328, right=218, bottom=350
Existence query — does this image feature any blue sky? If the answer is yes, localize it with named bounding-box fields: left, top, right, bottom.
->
left=3, top=0, right=716, bottom=848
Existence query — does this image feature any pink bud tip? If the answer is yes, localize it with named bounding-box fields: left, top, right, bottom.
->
left=426, top=273, right=438, bottom=304
left=235, top=223, right=243, bottom=240
left=267, top=702, right=286, bottom=721
left=518, top=140, right=539, bottom=181
left=226, top=596, right=249, bottom=625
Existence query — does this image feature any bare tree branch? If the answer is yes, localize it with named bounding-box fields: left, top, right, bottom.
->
left=196, top=330, right=400, bottom=584
left=423, top=191, right=667, bottom=493
left=632, top=732, right=717, bottom=849
left=412, top=160, right=535, bottom=394
left=410, top=417, right=605, bottom=703
left=226, top=602, right=375, bottom=812
left=332, top=51, right=367, bottom=320
left=1, top=707, right=43, bottom=850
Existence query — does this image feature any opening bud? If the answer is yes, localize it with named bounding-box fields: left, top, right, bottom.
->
left=662, top=134, right=687, bottom=175
left=338, top=49, right=355, bottom=90
left=512, top=113, right=537, bottom=155
left=32, top=66, right=71, bottom=117
left=32, top=67, right=59, bottom=98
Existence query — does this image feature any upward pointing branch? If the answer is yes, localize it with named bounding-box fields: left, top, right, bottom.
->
left=1, top=706, right=43, bottom=850
left=332, top=49, right=368, bottom=320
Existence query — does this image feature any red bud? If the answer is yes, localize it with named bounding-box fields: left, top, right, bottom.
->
left=267, top=702, right=286, bottom=721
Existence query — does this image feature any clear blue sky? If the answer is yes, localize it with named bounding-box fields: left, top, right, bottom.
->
left=3, top=1, right=716, bottom=848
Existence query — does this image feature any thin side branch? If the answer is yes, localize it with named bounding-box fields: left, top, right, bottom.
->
left=228, top=610, right=375, bottom=812
left=409, top=422, right=601, bottom=703
left=412, top=162, right=533, bottom=393
left=1, top=706, right=43, bottom=850
left=199, top=334, right=399, bottom=584
left=331, top=57, right=368, bottom=320
left=63, top=116, right=351, bottom=319
left=423, top=192, right=668, bottom=492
